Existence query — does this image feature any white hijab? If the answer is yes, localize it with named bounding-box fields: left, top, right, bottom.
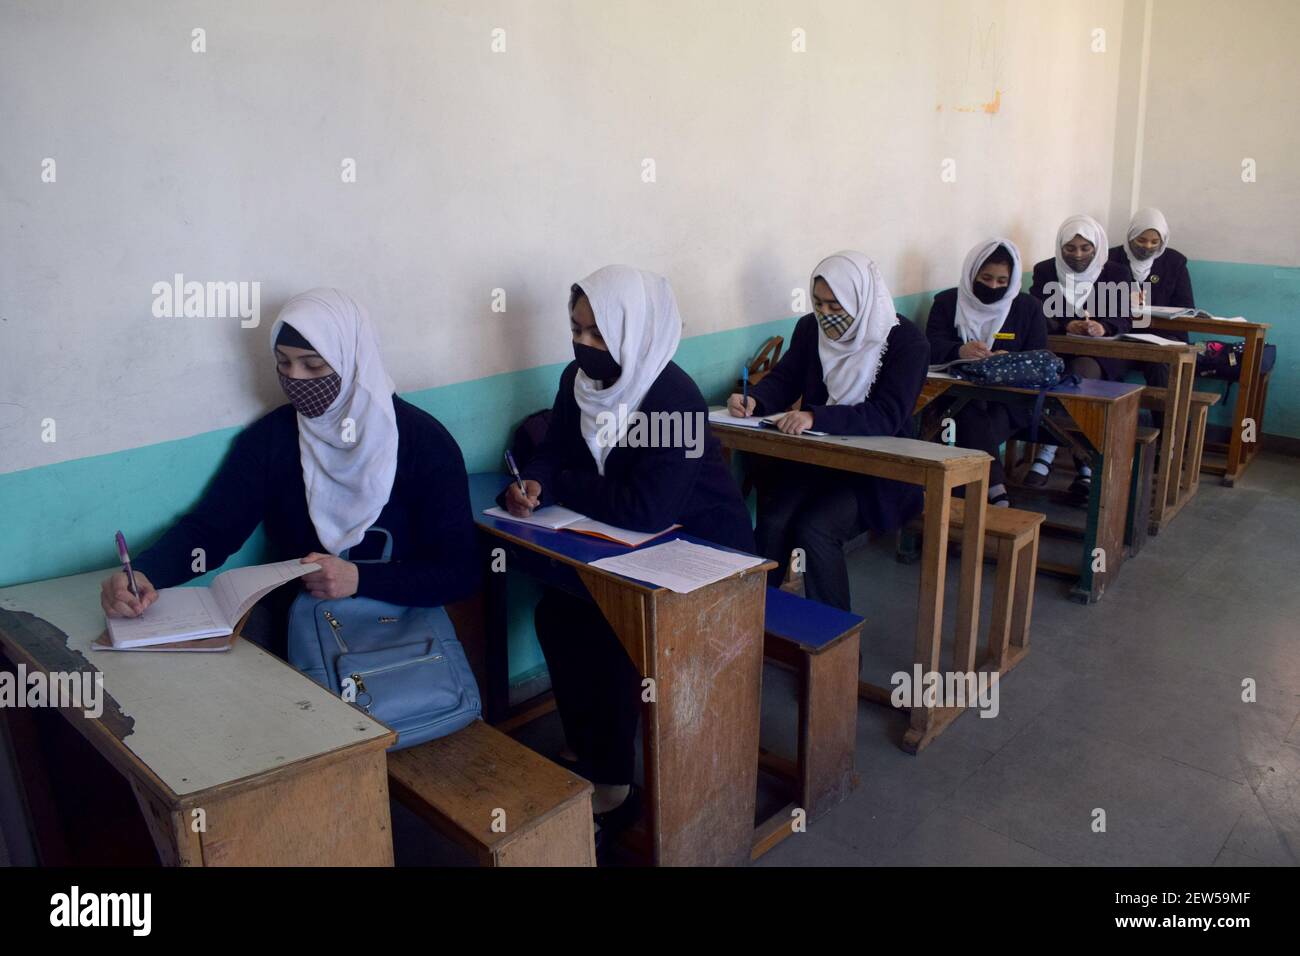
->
left=814, top=251, right=899, bottom=406
left=1123, top=207, right=1170, bottom=283
left=1054, top=214, right=1109, bottom=313
left=270, top=288, right=398, bottom=555
left=955, top=238, right=1023, bottom=346
left=572, top=265, right=683, bottom=476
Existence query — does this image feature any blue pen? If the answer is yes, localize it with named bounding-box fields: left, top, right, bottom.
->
left=503, top=450, right=526, bottom=494
left=742, top=365, right=749, bottom=414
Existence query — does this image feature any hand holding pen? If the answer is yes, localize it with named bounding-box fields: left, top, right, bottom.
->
left=100, top=531, right=158, bottom=618
left=503, top=451, right=541, bottom=517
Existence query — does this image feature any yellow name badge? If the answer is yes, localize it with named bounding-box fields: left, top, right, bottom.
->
left=994, top=332, right=1016, bottom=340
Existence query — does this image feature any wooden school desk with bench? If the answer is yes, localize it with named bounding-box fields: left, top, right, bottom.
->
left=1047, top=334, right=1200, bottom=532
left=1146, top=314, right=1272, bottom=486
left=0, top=571, right=396, bottom=866
left=709, top=414, right=994, bottom=754
left=914, top=374, right=1143, bottom=603
left=466, top=472, right=776, bottom=866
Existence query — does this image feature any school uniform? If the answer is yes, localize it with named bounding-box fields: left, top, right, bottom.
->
left=1108, top=207, right=1195, bottom=392
left=508, top=265, right=754, bottom=788
left=925, top=284, right=1047, bottom=488
left=1029, top=256, right=1134, bottom=380
left=748, top=252, right=928, bottom=611
left=135, top=291, right=479, bottom=658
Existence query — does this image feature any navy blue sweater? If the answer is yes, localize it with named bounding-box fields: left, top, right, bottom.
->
left=747, top=314, right=929, bottom=531
left=1029, top=258, right=1134, bottom=379
left=1107, top=245, right=1195, bottom=342
left=509, top=361, right=756, bottom=554
left=924, top=289, right=1048, bottom=364
left=134, top=396, right=479, bottom=608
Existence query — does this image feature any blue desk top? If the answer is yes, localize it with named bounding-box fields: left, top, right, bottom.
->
left=467, top=472, right=769, bottom=587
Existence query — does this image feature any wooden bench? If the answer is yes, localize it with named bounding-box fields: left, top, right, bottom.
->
left=1127, top=425, right=1159, bottom=550
left=388, top=719, right=595, bottom=866
left=1141, top=386, right=1219, bottom=497
left=753, top=586, right=863, bottom=859
left=943, top=500, right=1042, bottom=674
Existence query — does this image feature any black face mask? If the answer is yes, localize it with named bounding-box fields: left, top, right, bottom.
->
left=573, top=343, right=622, bottom=383
left=972, top=281, right=1008, bottom=304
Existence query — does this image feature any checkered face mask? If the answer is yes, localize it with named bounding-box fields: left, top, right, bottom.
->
left=816, top=310, right=855, bottom=340
left=279, top=371, right=342, bottom=418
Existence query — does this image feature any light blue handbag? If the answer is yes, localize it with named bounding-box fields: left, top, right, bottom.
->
left=287, top=529, right=481, bottom=750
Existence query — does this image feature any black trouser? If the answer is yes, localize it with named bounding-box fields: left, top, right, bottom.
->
left=534, top=588, right=641, bottom=785
left=951, top=400, right=1031, bottom=488
left=754, top=464, right=866, bottom=612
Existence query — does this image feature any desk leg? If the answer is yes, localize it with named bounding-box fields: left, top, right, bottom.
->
left=580, top=568, right=765, bottom=867
left=1224, top=330, right=1262, bottom=485
left=1170, top=357, right=1196, bottom=504
left=900, top=472, right=953, bottom=753
left=953, top=472, right=986, bottom=675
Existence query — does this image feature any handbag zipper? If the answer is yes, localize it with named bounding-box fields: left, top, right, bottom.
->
left=322, top=609, right=347, bottom=653
left=345, top=654, right=447, bottom=715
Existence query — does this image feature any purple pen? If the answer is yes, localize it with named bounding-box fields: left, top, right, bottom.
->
left=503, top=450, right=527, bottom=494
left=115, top=530, right=142, bottom=603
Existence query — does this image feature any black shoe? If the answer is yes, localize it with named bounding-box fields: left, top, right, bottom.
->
left=593, top=783, right=642, bottom=861
left=1068, top=475, right=1092, bottom=500
left=1023, top=464, right=1051, bottom=487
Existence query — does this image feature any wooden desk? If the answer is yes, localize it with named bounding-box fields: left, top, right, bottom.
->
left=0, top=570, right=396, bottom=866
left=1146, top=316, right=1271, bottom=485
left=468, top=474, right=773, bottom=867
left=915, top=376, right=1143, bottom=603
left=709, top=416, right=992, bottom=754
left=1047, top=334, right=1198, bottom=532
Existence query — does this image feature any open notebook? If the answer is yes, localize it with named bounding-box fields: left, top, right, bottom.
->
left=706, top=408, right=827, bottom=436
left=99, top=559, right=319, bottom=650
left=483, top=505, right=678, bottom=547
left=1141, top=306, right=1246, bottom=322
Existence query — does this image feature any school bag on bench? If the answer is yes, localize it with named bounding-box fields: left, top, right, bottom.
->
left=287, top=528, right=481, bottom=750
left=1197, top=340, right=1278, bottom=406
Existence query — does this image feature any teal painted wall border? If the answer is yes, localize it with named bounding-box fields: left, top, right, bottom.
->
left=1, top=265, right=1292, bottom=680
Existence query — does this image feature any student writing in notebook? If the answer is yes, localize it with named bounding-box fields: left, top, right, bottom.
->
left=99, top=289, right=478, bottom=658
left=499, top=265, right=753, bottom=845
left=925, top=239, right=1047, bottom=508
left=726, top=251, right=928, bottom=612
left=1027, top=215, right=1132, bottom=496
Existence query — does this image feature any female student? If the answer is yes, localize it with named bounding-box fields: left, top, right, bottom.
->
left=100, top=288, right=479, bottom=657
left=726, top=250, right=928, bottom=612
left=1109, top=207, right=1196, bottom=386
left=925, top=239, right=1046, bottom=507
left=502, top=265, right=753, bottom=838
left=1026, top=215, right=1132, bottom=493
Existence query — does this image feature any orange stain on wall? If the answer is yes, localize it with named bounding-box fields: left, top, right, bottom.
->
left=951, top=89, right=1002, bottom=114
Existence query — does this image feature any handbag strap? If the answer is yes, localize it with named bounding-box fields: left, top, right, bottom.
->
left=1027, top=374, right=1079, bottom=444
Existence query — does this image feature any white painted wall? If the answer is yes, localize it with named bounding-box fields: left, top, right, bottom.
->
left=1129, top=0, right=1300, bottom=265
left=1, top=0, right=1127, bottom=473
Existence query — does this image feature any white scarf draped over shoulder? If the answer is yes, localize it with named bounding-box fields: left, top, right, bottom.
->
left=1124, top=207, right=1170, bottom=283
left=269, top=288, right=398, bottom=555
left=1053, top=214, right=1109, bottom=313
left=954, top=238, right=1023, bottom=346
left=814, top=251, right=899, bottom=405
left=572, top=265, right=683, bottom=476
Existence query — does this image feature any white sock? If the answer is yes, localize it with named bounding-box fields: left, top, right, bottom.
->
left=1029, top=445, right=1057, bottom=476
left=989, top=483, right=1010, bottom=506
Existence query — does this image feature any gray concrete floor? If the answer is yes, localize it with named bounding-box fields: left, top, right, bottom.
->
left=754, top=450, right=1300, bottom=867
left=395, top=451, right=1300, bottom=867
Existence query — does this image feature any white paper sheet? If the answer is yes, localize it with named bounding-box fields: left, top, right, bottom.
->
left=1120, top=333, right=1186, bottom=346
left=588, top=539, right=765, bottom=593
left=707, top=408, right=827, bottom=436
left=483, top=504, right=587, bottom=530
